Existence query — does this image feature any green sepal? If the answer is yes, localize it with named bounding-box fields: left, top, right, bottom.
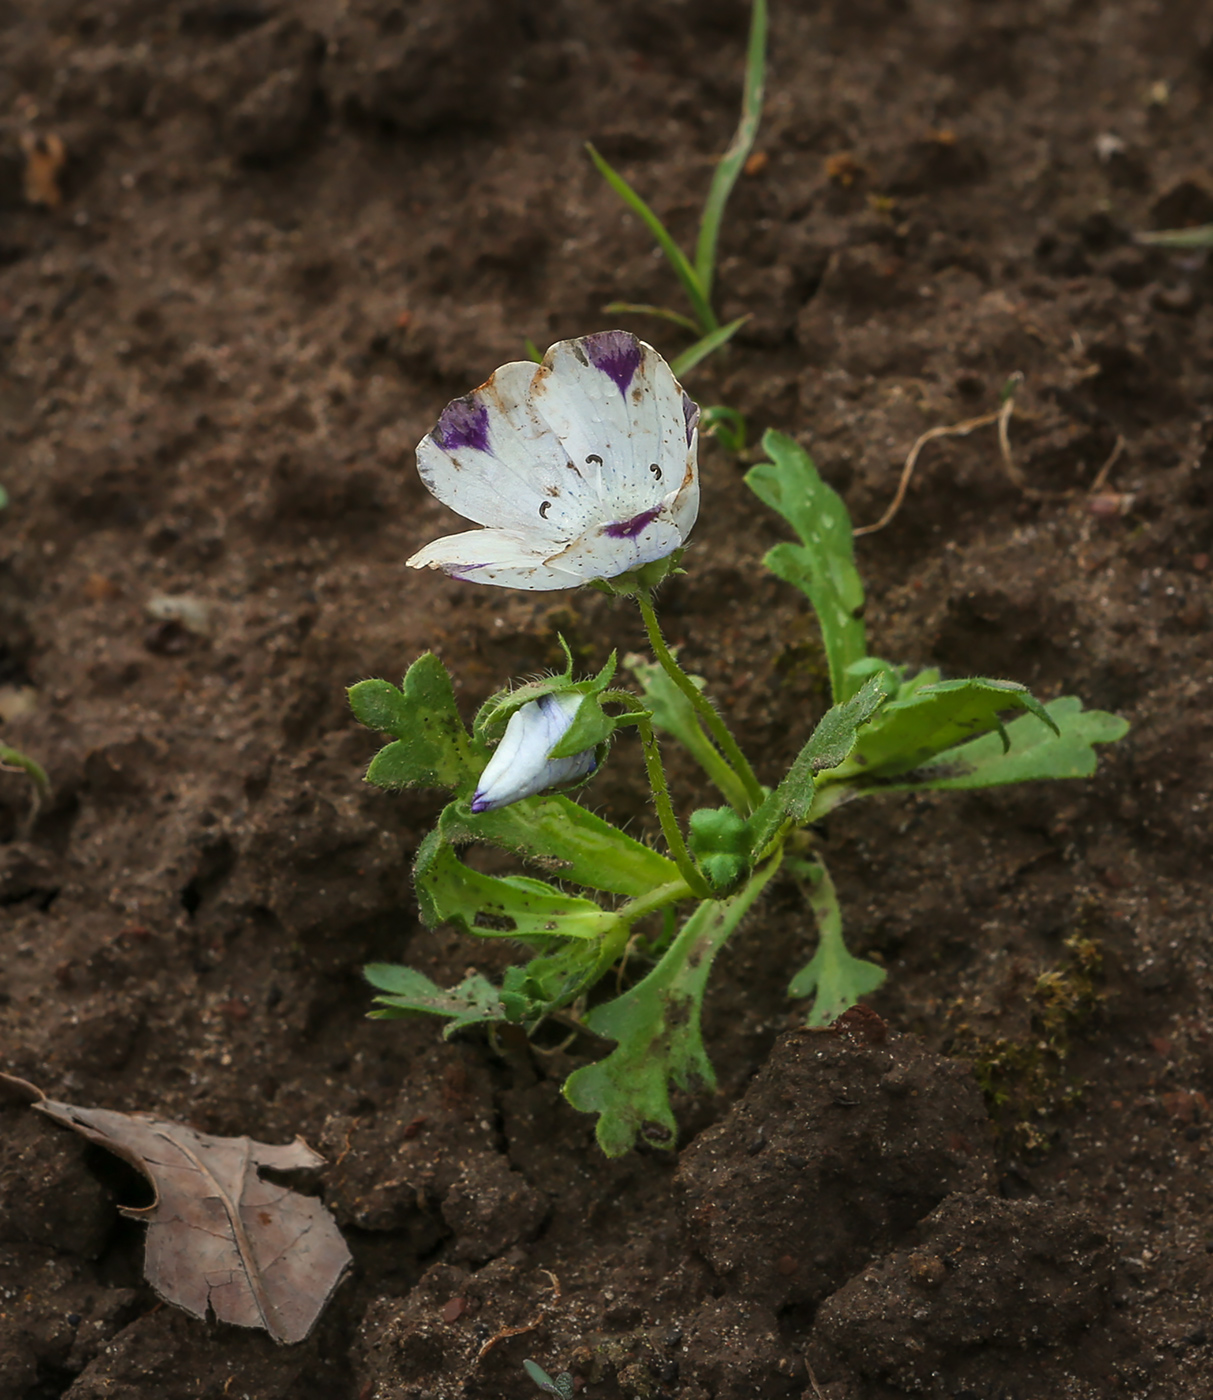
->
left=590, top=550, right=686, bottom=598
left=746, top=430, right=868, bottom=703
left=563, top=862, right=778, bottom=1156
left=364, top=965, right=507, bottom=1034
left=548, top=692, right=615, bottom=759
left=350, top=653, right=486, bottom=793
left=844, top=696, right=1128, bottom=795
left=413, top=827, right=616, bottom=942
left=474, top=647, right=617, bottom=745
left=442, top=794, right=678, bottom=898
left=746, top=670, right=893, bottom=857
left=824, top=676, right=1059, bottom=783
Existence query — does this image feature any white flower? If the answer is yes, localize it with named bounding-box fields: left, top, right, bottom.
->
left=406, top=331, right=700, bottom=591
left=470, top=692, right=597, bottom=813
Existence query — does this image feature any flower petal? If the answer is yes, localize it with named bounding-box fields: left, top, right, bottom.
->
left=471, top=693, right=597, bottom=812
left=531, top=334, right=693, bottom=529
left=417, top=361, right=584, bottom=541
left=406, top=527, right=593, bottom=590
left=409, top=332, right=700, bottom=590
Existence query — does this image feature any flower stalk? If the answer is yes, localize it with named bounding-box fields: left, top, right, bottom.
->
left=634, top=588, right=764, bottom=813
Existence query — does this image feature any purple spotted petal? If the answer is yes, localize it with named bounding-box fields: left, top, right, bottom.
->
left=433, top=395, right=491, bottom=454
left=604, top=506, right=662, bottom=540
left=580, top=330, right=643, bottom=398
left=682, top=392, right=700, bottom=446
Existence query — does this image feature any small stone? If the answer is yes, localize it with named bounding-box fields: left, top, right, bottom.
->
left=907, top=1252, right=947, bottom=1288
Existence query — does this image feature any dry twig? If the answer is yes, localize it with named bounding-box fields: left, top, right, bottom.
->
left=475, top=1270, right=563, bottom=1363
left=854, top=374, right=1127, bottom=535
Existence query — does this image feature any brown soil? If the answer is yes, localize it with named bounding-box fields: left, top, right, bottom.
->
left=2, top=1, right=1212, bottom=1397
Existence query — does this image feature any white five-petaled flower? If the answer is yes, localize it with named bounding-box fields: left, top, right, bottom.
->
left=406, top=330, right=700, bottom=590
left=471, top=693, right=597, bottom=813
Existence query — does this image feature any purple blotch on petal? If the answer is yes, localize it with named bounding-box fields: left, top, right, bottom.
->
left=604, top=506, right=662, bottom=540
left=682, top=392, right=700, bottom=446
left=433, top=394, right=491, bottom=454
left=582, top=331, right=643, bottom=398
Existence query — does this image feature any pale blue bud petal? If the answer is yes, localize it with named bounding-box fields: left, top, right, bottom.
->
left=470, top=693, right=597, bottom=813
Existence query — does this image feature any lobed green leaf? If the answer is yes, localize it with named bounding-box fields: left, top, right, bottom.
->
left=849, top=695, right=1129, bottom=794
left=787, top=858, right=886, bottom=1026
left=350, top=653, right=486, bottom=793
left=746, top=431, right=868, bottom=703
left=563, top=862, right=778, bottom=1156
left=413, top=829, right=617, bottom=942
left=364, top=965, right=506, bottom=1034
left=442, top=794, right=679, bottom=899
left=823, top=676, right=1059, bottom=783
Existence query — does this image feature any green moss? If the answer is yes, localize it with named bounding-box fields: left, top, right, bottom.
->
left=953, top=931, right=1105, bottom=1153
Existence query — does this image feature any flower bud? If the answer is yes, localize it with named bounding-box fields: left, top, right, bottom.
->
left=470, top=693, right=596, bottom=813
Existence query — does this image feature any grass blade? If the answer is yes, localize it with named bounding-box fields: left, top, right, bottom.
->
left=694, top=0, right=767, bottom=301
left=0, top=744, right=49, bottom=798
left=1136, top=224, right=1213, bottom=248
left=604, top=301, right=702, bottom=334
left=585, top=142, right=716, bottom=334
left=670, top=315, right=749, bottom=378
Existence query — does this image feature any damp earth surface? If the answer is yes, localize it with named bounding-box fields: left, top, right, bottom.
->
left=2, top=2, right=1212, bottom=1397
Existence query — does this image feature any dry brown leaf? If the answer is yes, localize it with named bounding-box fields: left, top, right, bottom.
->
left=19, top=130, right=67, bottom=209
left=2, top=1075, right=351, bottom=1343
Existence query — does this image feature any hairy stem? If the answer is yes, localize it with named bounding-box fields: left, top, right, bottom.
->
left=635, top=590, right=764, bottom=812
left=612, top=699, right=713, bottom=900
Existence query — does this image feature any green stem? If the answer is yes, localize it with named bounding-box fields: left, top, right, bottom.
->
left=605, top=686, right=750, bottom=814
left=629, top=711, right=714, bottom=901
left=635, top=590, right=764, bottom=812
left=616, top=877, right=695, bottom=928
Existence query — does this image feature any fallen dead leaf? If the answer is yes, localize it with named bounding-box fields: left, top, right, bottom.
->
left=1, top=1074, right=351, bottom=1343
left=19, top=130, right=67, bottom=209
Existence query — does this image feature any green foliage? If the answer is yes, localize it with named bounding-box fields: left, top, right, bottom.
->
left=746, top=671, right=893, bottom=858
left=413, top=827, right=618, bottom=942
left=688, top=805, right=750, bottom=891
left=0, top=744, right=49, bottom=800
left=827, top=697, right=1128, bottom=800
left=450, top=793, right=678, bottom=899
left=563, top=862, right=778, bottom=1155
left=745, top=431, right=868, bottom=702
left=353, top=342, right=1129, bottom=1159
left=523, top=1360, right=576, bottom=1400
left=700, top=405, right=747, bottom=453
left=349, top=653, right=486, bottom=794
left=627, top=654, right=750, bottom=811
left=787, top=858, right=886, bottom=1027
left=1137, top=224, right=1213, bottom=248
left=826, top=676, right=1059, bottom=782
left=587, top=0, right=767, bottom=371
left=365, top=965, right=505, bottom=1034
